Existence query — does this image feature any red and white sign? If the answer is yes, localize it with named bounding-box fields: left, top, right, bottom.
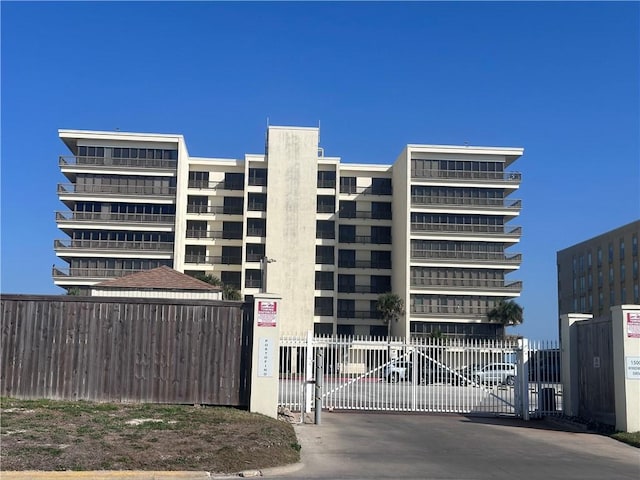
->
left=257, top=300, right=278, bottom=327
left=627, top=312, right=640, bottom=338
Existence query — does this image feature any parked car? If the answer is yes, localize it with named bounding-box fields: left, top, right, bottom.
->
left=529, top=349, right=561, bottom=383
left=384, top=361, right=420, bottom=383
left=469, top=363, right=517, bottom=385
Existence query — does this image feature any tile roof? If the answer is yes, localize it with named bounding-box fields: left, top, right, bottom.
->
left=93, top=266, right=222, bottom=291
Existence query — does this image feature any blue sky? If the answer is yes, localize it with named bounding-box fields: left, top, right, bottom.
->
left=1, top=1, right=638, bottom=340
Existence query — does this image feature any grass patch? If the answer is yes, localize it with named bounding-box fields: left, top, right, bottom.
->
left=611, top=431, right=640, bottom=448
left=1, top=396, right=300, bottom=473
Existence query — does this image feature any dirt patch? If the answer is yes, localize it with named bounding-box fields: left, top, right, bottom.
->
left=1, top=397, right=300, bottom=473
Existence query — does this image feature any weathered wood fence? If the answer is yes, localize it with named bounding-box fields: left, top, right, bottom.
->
left=0, top=294, right=253, bottom=406
left=576, top=316, right=615, bottom=425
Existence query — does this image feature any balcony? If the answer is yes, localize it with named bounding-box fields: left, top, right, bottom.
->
left=58, top=183, right=176, bottom=198
left=248, top=177, right=267, bottom=187
left=339, top=186, right=392, bottom=195
left=59, top=155, right=177, bottom=170
left=246, top=228, right=266, bottom=237
left=56, top=211, right=175, bottom=226
left=410, top=278, right=522, bottom=293
left=186, top=230, right=243, bottom=240
left=411, top=196, right=521, bottom=212
left=54, top=239, right=173, bottom=252
left=246, top=253, right=265, bottom=262
left=338, top=260, right=392, bottom=269
left=317, top=205, right=336, bottom=214
left=315, top=256, right=335, bottom=265
left=411, top=170, right=521, bottom=184
left=337, top=310, right=383, bottom=320
left=339, top=236, right=392, bottom=245
left=186, top=205, right=243, bottom=215
left=184, top=255, right=242, bottom=265
left=339, top=211, right=392, bottom=220
left=317, top=231, right=336, bottom=240
left=247, top=202, right=266, bottom=212
left=410, top=250, right=522, bottom=265
left=315, top=282, right=335, bottom=290
left=410, top=223, right=522, bottom=238
left=188, top=180, right=244, bottom=190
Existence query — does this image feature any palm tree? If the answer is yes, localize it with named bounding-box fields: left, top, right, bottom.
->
left=193, top=273, right=222, bottom=286
left=376, top=293, right=405, bottom=333
left=487, top=300, right=524, bottom=336
left=223, top=284, right=242, bottom=301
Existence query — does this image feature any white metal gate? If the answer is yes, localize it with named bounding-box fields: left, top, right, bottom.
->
left=279, top=334, right=562, bottom=419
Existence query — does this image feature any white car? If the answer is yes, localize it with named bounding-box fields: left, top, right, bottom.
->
left=470, top=363, right=516, bottom=385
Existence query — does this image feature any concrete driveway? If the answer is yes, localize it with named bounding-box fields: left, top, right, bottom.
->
left=271, top=412, right=639, bottom=480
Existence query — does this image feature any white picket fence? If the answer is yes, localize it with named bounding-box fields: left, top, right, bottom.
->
left=279, top=333, right=562, bottom=419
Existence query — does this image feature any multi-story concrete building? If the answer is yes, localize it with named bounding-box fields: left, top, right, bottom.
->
left=557, top=220, right=640, bottom=318
left=54, top=126, right=524, bottom=338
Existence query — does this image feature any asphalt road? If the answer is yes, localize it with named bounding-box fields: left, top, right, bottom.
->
left=269, top=412, right=640, bottom=480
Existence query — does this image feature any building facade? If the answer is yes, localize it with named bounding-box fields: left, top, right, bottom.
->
left=557, top=220, right=640, bottom=318
left=54, top=126, right=524, bottom=338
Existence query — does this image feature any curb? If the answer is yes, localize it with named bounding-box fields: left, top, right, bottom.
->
left=0, top=462, right=305, bottom=480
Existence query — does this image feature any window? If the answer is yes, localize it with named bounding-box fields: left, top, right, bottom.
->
left=597, top=247, right=602, bottom=267
left=315, top=271, right=334, bottom=290
left=223, top=196, right=244, bottom=215
left=318, top=170, right=336, bottom=188
left=339, top=225, right=356, bottom=243
left=371, top=250, right=391, bottom=269
left=316, top=220, right=335, bottom=239
left=621, top=264, right=626, bottom=281
left=248, top=168, right=267, bottom=186
left=339, top=200, right=357, bottom=218
left=371, top=226, right=391, bottom=244
left=314, top=297, right=334, bottom=316
left=247, top=193, right=266, bottom=211
left=338, top=274, right=355, bottom=293
left=371, top=178, right=392, bottom=195
left=633, top=235, right=638, bottom=256
left=371, top=202, right=392, bottom=220
left=246, top=243, right=265, bottom=262
left=189, top=171, right=209, bottom=188
left=317, top=195, right=335, bottom=213
left=338, top=249, right=356, bottom=268
left=316, top=245, right=334, bottom=264
left=247, top=218, right=266, bottom=237
left=609, top=243, right=614, bottom=263
left=224, top=172, right=245, bottom=190
left=340, top=176, right=356, bottom=194
left=222, top=221, right=243, bottom=239
left=620, top=240, right=625, bottom=260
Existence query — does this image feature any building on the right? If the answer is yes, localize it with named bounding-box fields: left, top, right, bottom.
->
left=557, top=220, right=640, bottom=318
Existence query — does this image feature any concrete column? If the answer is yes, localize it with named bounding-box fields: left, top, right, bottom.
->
left=611, top=305, right=640, bottom=433
left=249, top=293, right=282, bottom=419
left=560, top=313, right=592, bottom=417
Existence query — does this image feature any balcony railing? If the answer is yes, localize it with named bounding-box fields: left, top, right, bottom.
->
left=339, top=236, right=392, bottom=244
left=186, top=205, right=243, bottom=215
left=337, top=310, right=383, bottom=320
left=411, top=170, right=522, bottom=182
left=317, top=205, right=336, bottom=214
left=54, top=239, right=174, bottom=251
left=247, top=202, right=266, bottom=212
left=246, top=253, right=265, bottom=262
left=339, top=211, right=392, bottom=220
left=411, top=223, right=522, bottom=236
left=248, top=177, right=267, bottom=187
left=410, top=305, right=491, bottom=317
left=53, top=266, right=151, bottom=279
left=246, top=228, right=266, bottom=237
left=338, top=285, right=389, bottom=294
left=59, top=155, right=177, bottom=170
left=184, top=255, right=242, bottom=265
left=58, top=183, right=176, bottom=197
left=411, top=196, right=522, bottom=209
left=188, top=180, right=244, bottom=190
left=339, top=186, right=392, bottom=195
left=185, top=230, right=243, bottom=240
left=316, top=231, right=336, bottom=240
left=338, top=260, right=392, bottom=269
left=245, top=279, right=262, bottom=288
left=317, top=180, right=336, bottom=189
left=410, top=251, right=522, bottom=264
left=315, top=256, right=335, bottom=265
left=410, top=278, right=522, bottom=291
left=56, top=211, right=175, bottom=225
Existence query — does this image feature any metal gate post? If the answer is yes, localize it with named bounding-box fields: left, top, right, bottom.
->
left=315, top=349, right=323, bottom=424
left=304, top=330, right=314, bottom=415
left=517, top=338, right=530, bottom=420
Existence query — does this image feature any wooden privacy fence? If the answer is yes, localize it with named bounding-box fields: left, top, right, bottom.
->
left=1, top=295, right=253, bottom=406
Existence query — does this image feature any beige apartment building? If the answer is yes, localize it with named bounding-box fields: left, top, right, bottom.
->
left=557, top=220, right=640, bottom=318
left=54, top=126, right=524, bottom=338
